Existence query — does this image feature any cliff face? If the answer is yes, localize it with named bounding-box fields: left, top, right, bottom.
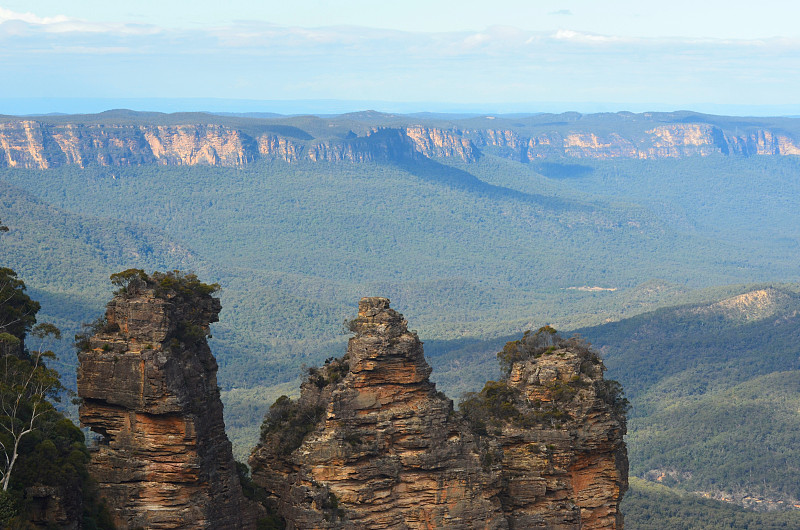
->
left=482, top=328, right=629, bottom=528
left=250, top=298, right=627, bottom=529
left=76, top=272, right=256, bottom=529
left=249, top=297, right=504, bottom=529
left=2, top=114, right=799, bottom=169
left=465, top=124, right=800, bottom=160
left=0, top=121, right=434, bottom=168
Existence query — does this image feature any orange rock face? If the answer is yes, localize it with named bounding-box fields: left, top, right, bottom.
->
left=2, top=115, right=799, bottom=169
left=77, top=276, right=256, bottom=529
left=250, top=297, right=504, bottom=529
left=490, top=330, right=628, bottom=529
left=250, top=298, right=627, bottom=529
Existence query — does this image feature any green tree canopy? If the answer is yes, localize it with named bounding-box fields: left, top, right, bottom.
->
left=0, top=268, right=40, bottom=346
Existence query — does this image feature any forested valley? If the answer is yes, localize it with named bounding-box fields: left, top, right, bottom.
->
left=2, top=110, right=800, bottom=527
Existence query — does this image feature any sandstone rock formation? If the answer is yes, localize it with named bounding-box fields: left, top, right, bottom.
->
left=77, top=271, right=255, bottom=529
left=250, top=298, right=628, bottom=529
left=2, top=112, right=800, bottom=169
left=475, top=326, right=629, bottom=528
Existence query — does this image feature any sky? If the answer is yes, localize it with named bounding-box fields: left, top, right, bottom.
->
left=1, top=1, right=799, bottom=115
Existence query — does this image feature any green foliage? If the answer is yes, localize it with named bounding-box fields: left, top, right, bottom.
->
left=0, top=489, right=15, bottom=526
left=4, top=141, right=800, bottom=480
left=111, top=269, right=220, bottom=301
left=307, top=357, right=349, bottom=388
left=176, top=321, right=208, bottom=345
left=0, top=268, right=40, bottom=345
left=0, top=270, right=110, bottom=527
left=0, top=319, right=66, bottom=492
left=73, top=317, right=119, bottom=353
left=109, top=268, right=148, bottom=294
left=460, top=380, right=522, bottom=434
left=150, top=270, right=220, bottom=300
left=258, top=396, right=325, bottom=457
left=497, top=326, right=588, bottom=375
left=596, top=379, right=630, bottom=416
left=236, top=459, right=286, bottom=530
left=580, top=289, right=800, bottom=506
left=623, top=477, right=800, bottom=530
left=235, top=461, right=268, bottom=504
left=319, top=488, right=345, bottom=522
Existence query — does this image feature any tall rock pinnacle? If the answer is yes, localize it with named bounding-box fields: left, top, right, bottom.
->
left=251, top=297, right=504, bottom=528
left=77, top=271, right=256, bottom=529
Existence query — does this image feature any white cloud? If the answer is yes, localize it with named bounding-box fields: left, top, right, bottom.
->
left=0, top=7, right=69, bottom=25
left=0, top=6, right=159, bottom=35
left=552, top=29, right=628, bottom=44
left=1, top=12, right=799, bottom=106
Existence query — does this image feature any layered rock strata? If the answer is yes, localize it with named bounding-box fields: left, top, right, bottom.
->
left=250, top=297, right=505, bottom=528
left=250, top=298, right=627, bottom=529
left=482, top=328, right=629, bottom=528
left=77, top=272, right=255, bottom=529
left=2, top=115, right=800, bottom=169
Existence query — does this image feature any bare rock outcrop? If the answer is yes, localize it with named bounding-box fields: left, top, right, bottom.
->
left=77, top=270, right=256, bottom=529
left=250, top=297, right=504, bottom=529
left=3, top=113, right=800, bottom=169
left=250, top=298, right=628, bottom=529
left=473, top=326, right=629, bottom=528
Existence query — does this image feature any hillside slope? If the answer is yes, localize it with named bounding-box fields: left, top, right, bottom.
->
left=579, top=287, right=800, bottom=509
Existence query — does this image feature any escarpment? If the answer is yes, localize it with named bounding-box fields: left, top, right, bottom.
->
left=249, top=298, right=628, bottom=529
left=76, top=271, right=256, bottom=529
left=2, top=111, right=800, bottom=169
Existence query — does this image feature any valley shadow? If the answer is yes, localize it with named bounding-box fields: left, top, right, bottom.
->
left=394, top=155, right=588, bottom=212
left=534, top=162, right=594, bottom=179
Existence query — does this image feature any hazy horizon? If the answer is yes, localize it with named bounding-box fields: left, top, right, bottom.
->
left=3, top=97, right=800, bottom=118
left=1, top=2, right=798, bottom=113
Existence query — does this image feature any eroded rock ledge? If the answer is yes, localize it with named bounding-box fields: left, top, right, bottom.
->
left=77, top=271, right=256, bottom=529
left=250, top=297, right=628, bottom=529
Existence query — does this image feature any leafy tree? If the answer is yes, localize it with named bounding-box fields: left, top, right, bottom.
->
left=0, top=323, right=63, bottom=491
left=109, top=268, right=148, bottom=294
left=0, top=268, right=40, bottom=346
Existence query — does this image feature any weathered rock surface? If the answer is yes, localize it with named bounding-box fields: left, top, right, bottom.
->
left=77, top=272, right=256, bottom=529
left=484, top=328, right=629, bottom=528
left=2, top=112, right=800, bottom=168
left=250, top=298, right=627, bottom=529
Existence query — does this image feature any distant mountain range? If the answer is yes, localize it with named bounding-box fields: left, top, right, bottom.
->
left=1, top=110, right=800, bottom=170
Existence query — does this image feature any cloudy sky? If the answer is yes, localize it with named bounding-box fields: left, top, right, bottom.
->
left=1, top=1, right=799, bottom=114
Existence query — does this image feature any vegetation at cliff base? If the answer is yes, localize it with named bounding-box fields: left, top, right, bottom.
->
left=3, top=113, right=800, bottom=526
left=258, top=395, right=325, bottom=457
left=0, top=268, right=112, bottom=527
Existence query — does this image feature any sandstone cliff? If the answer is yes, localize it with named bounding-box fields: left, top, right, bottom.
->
left=76, top=270, right=256, bottom=529
left=1, top=112, right=799, bottom=169
left=470, top=326, right=629, bottom=528
left=249, top=298, right=627, bottom=529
